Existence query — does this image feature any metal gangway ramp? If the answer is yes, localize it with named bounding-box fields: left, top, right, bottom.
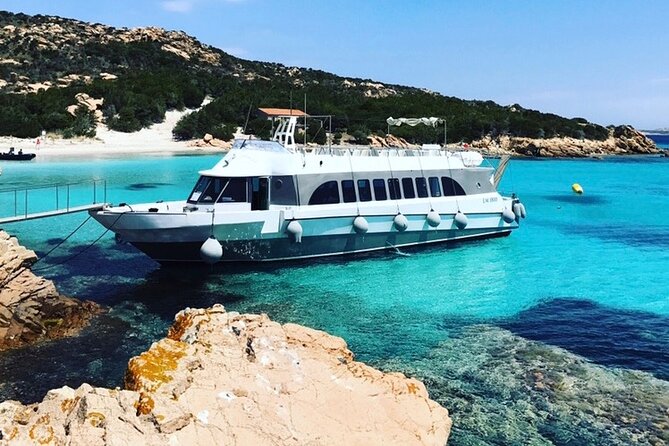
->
left=0, top=180, right=108, bottom=225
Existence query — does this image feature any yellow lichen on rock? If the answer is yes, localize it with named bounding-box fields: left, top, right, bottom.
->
left=28, top=414, right=54, bottom=444
left=134, top=392, right=155, bottom=416
left=167, top=311, right=196, bottom=341
left=124, top=338, right=188, bottom=392
left=86, top=412, right=106, bottom=428
left=59, top=396, right=80, bottom=414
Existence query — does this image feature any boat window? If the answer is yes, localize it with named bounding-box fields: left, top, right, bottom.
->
left=401, top=177, right=415, bottom=199
left=341, top=180, right=357, bottom=203
left=270, top=175, right=298, bottom=205
left=188, top=176, right=248, bottom=204
left=416, top=177, right=429, bottom=198
left=373, top=179, right=387, bottom=201
left=441, top=176, right=467, bottom=196
left=429, top=176, right=442, bottom=197
left=309, top=181, right=340, bottom=205
left=357, top=179, right=372, bottom=202
left=217, top=177, right=248, bottom=202
left=388, top=178, right=401, bottom=200
left=187, top=176, right=210, bottom=203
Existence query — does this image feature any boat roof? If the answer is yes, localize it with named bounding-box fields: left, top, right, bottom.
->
left=198, top=139, right=486, bottom=178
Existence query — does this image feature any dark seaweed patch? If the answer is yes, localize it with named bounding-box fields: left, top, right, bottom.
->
left=125, top=182, right=173, bottom=190
left=544, top=194, right=607, bottom=205
left=501, top=298, right=669, bottom=379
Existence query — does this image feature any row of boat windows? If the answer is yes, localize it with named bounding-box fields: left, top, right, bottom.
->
left=308, top=177, right=466, bottom=206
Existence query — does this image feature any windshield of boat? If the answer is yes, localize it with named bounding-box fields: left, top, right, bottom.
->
left=187, top=176, right=247, bottom=204
left=231, top=139, right=290, bottom=153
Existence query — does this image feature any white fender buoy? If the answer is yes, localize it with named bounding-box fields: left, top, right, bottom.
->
left=426, top=210, right=441, bottom=228
left=512, top=202, right=522, bottom=222
left=502, top=208, right=516, bottom=224
left=353, top=216, right=369, bottom=234
left=393, top=213, right=408, bottom=232
left=519, top=203, right=527, bottom=219
left=200, top=236, right=222, bottom=264
left=454, top=211, right=468, bottom=230
left=286, top=220, right=303, bottom=243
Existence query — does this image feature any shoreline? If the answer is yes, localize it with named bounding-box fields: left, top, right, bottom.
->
left=1, top=137, right=665, bottom=162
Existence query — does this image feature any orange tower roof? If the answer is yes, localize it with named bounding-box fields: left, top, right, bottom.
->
left=257, top=108, right=308, bottom=118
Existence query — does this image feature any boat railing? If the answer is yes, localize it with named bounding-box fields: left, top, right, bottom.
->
left=0, top=179, right=107, bottom=224
left=309, top=146, right=461, bottom=157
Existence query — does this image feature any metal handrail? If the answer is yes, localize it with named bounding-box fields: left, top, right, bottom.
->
left=0, top=179, right=106, bottom=193
left=0, top=179, right=107, bottom=219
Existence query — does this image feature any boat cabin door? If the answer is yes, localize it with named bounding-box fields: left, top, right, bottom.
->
left=251, top=177, right=269, bottom=210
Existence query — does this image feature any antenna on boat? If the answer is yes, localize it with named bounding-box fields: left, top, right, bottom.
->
left=243, top=104, right=252, bottom=134
left=304, top=93, right=307, bottom=147
left=328, top=115, right=332, bottom=150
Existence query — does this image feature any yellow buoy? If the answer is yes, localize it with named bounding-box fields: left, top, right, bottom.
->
left=572, top=183, right=583, bottom=194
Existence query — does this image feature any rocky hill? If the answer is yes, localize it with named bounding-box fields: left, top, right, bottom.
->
left=0, top=10, right=659, bottom=155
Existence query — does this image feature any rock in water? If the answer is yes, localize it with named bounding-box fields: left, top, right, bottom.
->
left=0, top=305, right=452, bottom=445
left=0, top=231, right=102, bottom=351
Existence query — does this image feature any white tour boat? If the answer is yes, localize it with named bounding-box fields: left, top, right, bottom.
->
left=89, top=116, right=526, bottom=263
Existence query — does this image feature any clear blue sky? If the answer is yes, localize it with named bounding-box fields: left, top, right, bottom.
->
left=3, top=0, right=669, bottom=129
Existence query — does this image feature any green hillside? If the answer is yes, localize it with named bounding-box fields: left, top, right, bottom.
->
left=0, top=10, right=611, bottom=144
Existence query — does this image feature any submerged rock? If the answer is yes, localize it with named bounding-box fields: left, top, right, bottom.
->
left=383, top=324, right=669, bottom=446
left=0, top=305, right=451, bottom=445
left=0, top=231, right=102, bottom=351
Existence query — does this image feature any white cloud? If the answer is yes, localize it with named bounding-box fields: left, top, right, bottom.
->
left=161, top=1, right=194, bottom=13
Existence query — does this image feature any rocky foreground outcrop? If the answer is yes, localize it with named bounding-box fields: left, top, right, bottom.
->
left=0, top=231, right=101, bottom=351
left=471, top=125, right=660, bottom=157
left=0, top=305, right=451, bottom=445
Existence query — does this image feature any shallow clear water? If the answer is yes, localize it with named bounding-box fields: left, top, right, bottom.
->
left=1, top=153, right=668, bottom=444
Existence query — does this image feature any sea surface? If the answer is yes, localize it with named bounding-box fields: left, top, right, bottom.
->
left=0, top=152, right=668, bottom=445
left=649, top=133, right=669, bottom=149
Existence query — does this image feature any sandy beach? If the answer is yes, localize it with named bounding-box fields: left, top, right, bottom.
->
left=0, top=109, right=226, bottom=159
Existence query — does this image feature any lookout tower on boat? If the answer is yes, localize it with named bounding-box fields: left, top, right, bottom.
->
left=257, top=108, right=309, bottom=150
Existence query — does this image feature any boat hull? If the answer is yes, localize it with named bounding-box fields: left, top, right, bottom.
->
left=91, top=195, right=522, bottom=264
left=0, top=154, right=36, bottom=161
left=128, top=227, right=512, bottom=263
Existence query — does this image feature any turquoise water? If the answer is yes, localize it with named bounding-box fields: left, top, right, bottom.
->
left=1, top=153, right=668, bottom=444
